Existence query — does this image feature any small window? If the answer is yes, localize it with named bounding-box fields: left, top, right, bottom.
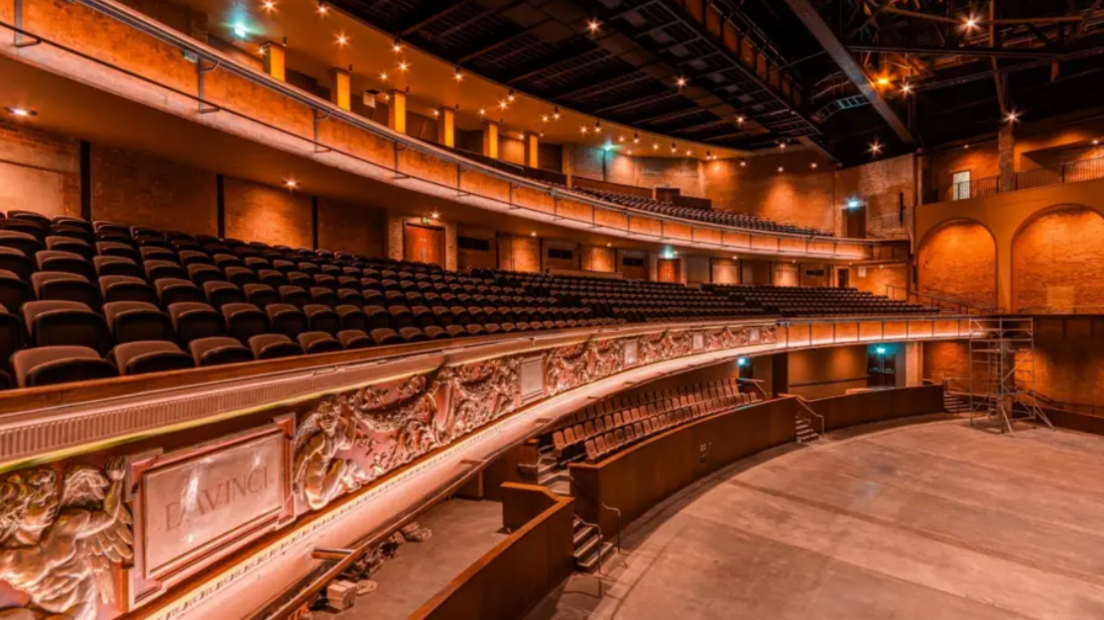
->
left=548, top=248, right=574, bottom=260
left=623, top=257, right=645, bottom=267
left=458, top=236, right=491, bottom=252
left=952, top=170, right=971, bottom=201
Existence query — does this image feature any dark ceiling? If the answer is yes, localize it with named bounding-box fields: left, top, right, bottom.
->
left=332, top=0, right=1104, bottom=165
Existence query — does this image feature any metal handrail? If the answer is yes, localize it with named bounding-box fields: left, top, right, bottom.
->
left=884, top=285, right=997, bottom=315
left=569, top=475, right=622, bottom=555
left=792, top=395, right=826, bottom=435
left=41, top=0, right=884, bottom=250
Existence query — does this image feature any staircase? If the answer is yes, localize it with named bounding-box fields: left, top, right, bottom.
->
left=796, top=415, right=821, bottom=443
left=573, top=517, right=615, bottom=573
left=944, top=391, right=972, bottom=414
left=535, top=446, right=572, bottom=495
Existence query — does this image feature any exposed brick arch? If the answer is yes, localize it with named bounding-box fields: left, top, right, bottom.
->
left=1013, top=205, right=1104, bottom=312
left=918, top=219, right=998, bottom=308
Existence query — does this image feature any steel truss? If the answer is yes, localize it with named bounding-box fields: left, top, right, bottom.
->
left=968, top=317, right=1053, bottom=434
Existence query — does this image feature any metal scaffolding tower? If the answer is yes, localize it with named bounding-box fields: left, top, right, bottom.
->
left=968, top=317, right=1053, bottom=434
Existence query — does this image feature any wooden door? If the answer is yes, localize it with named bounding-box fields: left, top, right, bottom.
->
left=838, top=268, right=850, bottom=289
left=657, top=258, right=681, bottom=283
left=404, top=223, right=444, bottom=266
left=845, top=205, right=866, bottom=238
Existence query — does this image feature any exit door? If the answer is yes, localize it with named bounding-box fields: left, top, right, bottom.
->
left=404, top=223, right=444, bottom=266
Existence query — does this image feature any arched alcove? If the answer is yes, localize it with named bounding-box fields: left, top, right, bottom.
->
left=1012, top=205, right=1104, bottom=312
left=917, top=219, right=998, bottom=308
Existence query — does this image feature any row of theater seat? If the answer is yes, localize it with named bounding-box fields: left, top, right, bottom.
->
left=560, top=184, right=833, bottom=237
left=550, top=380, right=761, bottom=463
left=0, top=210, right=633, bottom=388
left=549, top=378, right=758, bottom=460
left=705, top=284, right=936, bottom=317
left=475, top=269, right=772, bottom=322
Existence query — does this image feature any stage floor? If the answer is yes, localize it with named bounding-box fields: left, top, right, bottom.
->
left=526, top=416, right=1104, bottom=620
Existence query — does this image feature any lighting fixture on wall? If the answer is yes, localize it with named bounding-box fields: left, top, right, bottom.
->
left=453, top=68, right=464, bottom=82
left=336, top=33, right=349, bottom=46
left=633, top=132, right=640, bottom=145
left=737, top=357, right=748, bottom=367
left=317, top=1, right=328, bottom=15
left=233, top=22, right=247, bottom=38
left=392, top=38, right=402, bottom=53
left=530, top=231, right=537, bottom=237
left=507, top=89, right=515, bottom=102
left=553, top=106, right=561, bottom=120
left=431, top=211, right=439, bottom=218
left=4, top=107, right=37, bottom=117
left=284, top=179, right=298, bottom=189
left=398, top=61, right=409, bottom=72
left=848, top=198, right=861, bottom=209
left=739, top=160, right=747, bottom=168
left=594, top=121, right=602, bottom=133
left=261, top=0, right=275, bottom=12
left=777, top=166, right=784, bottom=173
left=811, top=162, right=818, bottom=169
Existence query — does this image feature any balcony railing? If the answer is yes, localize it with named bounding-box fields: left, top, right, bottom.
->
left=927, top=155, right=1104, bottom=204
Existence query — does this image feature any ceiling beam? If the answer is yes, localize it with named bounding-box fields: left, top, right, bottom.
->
left=847, top=43, right=1057, bottom=58
left=400, top=1, right=470, bottom=36
left=782, top=0, right=915, bottom=144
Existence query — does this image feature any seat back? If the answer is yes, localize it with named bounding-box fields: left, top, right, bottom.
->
left=23, top=301, right=111, bottom=354
left=12, top=346, right=117, bottom=387
left=104, top=301, right=174, bottom=344
left=112, top=341, right=194, bottom=375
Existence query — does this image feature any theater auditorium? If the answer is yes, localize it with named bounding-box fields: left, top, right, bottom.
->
left=1, top=0, right=1103, bottom=618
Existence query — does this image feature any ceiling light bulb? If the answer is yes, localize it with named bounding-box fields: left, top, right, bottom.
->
left=317, top=1, right=328, bottom=15
left=431, top=212, right=439, bottom=218
left=392, top=39, right=402, bottom=53
left=676, top=76, right=687, bottom=87
left=1094, top=139, right=1101, bottom=146
left=233, top=23, right=247, bottom=38
left=262, top=0, right=275, bottom=11
left=777, top=166, right=784, bottom=173
left=580, top=126, right=589, bottom=134
left=740, top=160, right=746, bottom=167
left=633, top=133, right=640, bottom=144
left=285, top=179, right=298, bottom=188
left=870, top=141, right=883, bottom=154
left=737, top=115, right=746, bottom=124
left=594, top=121, right=602, bottom=133
left=336, top=33, right=348, bottom=46
left=398, top=61, right=409, bottom=72
left=901, top=82, right=913, bottom=95
left=379, top=72, right=388, bottom=81
left=1006, top=110, right=1020, bottom=123
left=479, top=108, right=486, bottom=116
left=507, top=89, right=516, bottom=102
left=541, top=114, right=550, bottom=123
left=530, top=231, right=537, bottom=237
left=811, top=163, right=818, bottom=169
left=498, top=100, right=508, bottom=110
left=454, top=69, right=464, bottom=82
left=587, top=19, right=600, bottom=33
left=5, top=107, right=36, bottom=117
left=619, top=135, right=625, bottom=143
left=965, top=16, right=978, bottom=29
left=553, top=106, right=560, bottom=120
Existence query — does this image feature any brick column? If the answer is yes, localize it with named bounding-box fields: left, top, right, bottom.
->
left=999, top=122, right=1015, bottom=192
left=388, top=89, right=407, bottom=134
left=436, top=107, right=455, bottom=148
left=261, top=41, right=286, bottom=82
left=562, top=143, right=576, bottom=186
left=482, top=121, right=499, bottom=160
left=329, top=68, right=351, bottom=111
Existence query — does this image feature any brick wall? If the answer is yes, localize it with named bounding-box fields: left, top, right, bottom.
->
left=456, top=226, right=497, bottom=271
left=569, top=147, right=706, bottom=198
left=849, top=263, right=909, bottom=297
left=224, top=177, right=312, bottom=248
left=580, top=245, right=616, bottom=273
left=1012, top=206, right=1104, bottom=311
left=91, top=145, right=218, bottom=235
left=835, top=154, right=915, bottom=239
left=1031, top=318, right=1104, bottom=407
left=922, top=341, right=970, bottom=385
left=703, top=151, right=835, bottom=233
left=497, top=234, right=540, bottom=273
left=918, top=220, right=997, bottom=306
left=0, top=119, right=81, bottom=218
left=711, top=258, right=738, bottom=284
left=773, top=262, right=799, bottom=286
left=317, top=197, right=385, bottom=256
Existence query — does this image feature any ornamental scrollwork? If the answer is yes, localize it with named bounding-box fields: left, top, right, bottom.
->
left=544, top=338, right=623, bottom=396
left=0, top=458, right=133, bottom=620
left=638, top=330, right=693, bottom=365
left=438, top=357, right=521, bottom=441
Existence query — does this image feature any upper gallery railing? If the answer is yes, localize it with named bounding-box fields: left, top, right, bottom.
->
left=0, top=0, right=875, bottom=259
left=926, top=155, right=1104, bottom=205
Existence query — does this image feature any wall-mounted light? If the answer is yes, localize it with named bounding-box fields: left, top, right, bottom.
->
left=4, top=106, right=37, bottom=118
left=594, top=121, right=602, bottom=133
left=737, top=357, right=748, bottom=367
left=431, top=211, right=439, bottom=218
left=398, top=60, right=409, bottom=72
left=875, top=346, right=887, bottom=355
left=284, top=179, right=298, bottom=189
left=392, top=37, right=402, bottom=53
left=261, top=0, right=276, bottom=12
left=336, top=33, right=349, bottom=46
left=317, top=0, right=328, bottom=15
left=530, top=231, right=537, bottom=237
left=553, top=106, right=560, bottom=120
left=233, top=22, right=248, bottom=38
left=848, top=198, right=861, bottom=209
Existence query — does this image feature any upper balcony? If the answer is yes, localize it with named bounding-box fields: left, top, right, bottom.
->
left=0, top=0, right=882, bottom=262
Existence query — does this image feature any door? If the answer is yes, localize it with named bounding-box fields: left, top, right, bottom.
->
left=845, top=204, right=866, bottom=238
left=838, top=268, right=850, bottom=289
left=404, top=223, right=445, bottom=266
left=868, top=347, right=897, bottom=388
left=657, top=258, right=681, bottom=283
left=952, top=170, right=971, bottom=201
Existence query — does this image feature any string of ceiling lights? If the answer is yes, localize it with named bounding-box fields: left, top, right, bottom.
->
left=233, top=6, right=766, bottom=164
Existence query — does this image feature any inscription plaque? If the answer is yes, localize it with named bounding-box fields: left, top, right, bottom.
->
left=128, top=418, right=295, bottom=607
